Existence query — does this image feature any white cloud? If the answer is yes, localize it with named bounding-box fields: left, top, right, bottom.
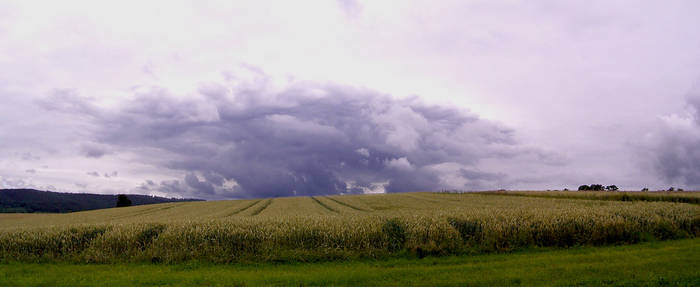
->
left=384, top=157, right=414, bottom=171
left=355, top=148, right=370, bottom=157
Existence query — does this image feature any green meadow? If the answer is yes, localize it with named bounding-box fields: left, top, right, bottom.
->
left=1, top=238, right=698, bottom=286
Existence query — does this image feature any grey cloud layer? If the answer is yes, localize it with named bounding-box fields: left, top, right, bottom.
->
left=3, top=1, right=699, bottom=196
left=41, top=80, right=532, bottom=198
left=644, top=95, right=700, bottom=188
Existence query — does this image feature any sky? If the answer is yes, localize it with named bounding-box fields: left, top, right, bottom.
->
left=1, top=0, right=700, bottom=199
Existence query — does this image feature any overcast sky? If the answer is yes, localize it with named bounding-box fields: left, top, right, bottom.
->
left=2, top=0, right=700, bottom=199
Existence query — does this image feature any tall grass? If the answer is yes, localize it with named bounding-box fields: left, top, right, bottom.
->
left=1, top=193, right=698, bottom=263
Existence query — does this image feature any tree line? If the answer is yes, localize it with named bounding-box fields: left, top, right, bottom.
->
left=577, top=185, right=685, bottom=192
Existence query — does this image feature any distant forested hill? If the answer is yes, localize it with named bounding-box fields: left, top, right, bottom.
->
left=0, top=189, right=202, bottom=213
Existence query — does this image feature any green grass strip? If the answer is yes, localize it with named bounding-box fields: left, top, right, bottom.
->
left=0, top=239, right=697, bottom=286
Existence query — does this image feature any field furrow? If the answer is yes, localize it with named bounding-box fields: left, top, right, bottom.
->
left=310, top=197, right=338, bottom=213
left=249, top=199, right=273, bottom=216
left=324, top=196, right=370, bottom=212
left=226, top=200, right=262, bottom=217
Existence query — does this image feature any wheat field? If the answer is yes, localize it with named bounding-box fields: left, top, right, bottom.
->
left=1, top=192, right=698, bottom=263
left=475, top=190, right=700, bottom=204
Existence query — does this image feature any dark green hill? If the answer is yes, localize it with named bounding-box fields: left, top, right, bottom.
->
left=0, top=189, right=202, bottom=213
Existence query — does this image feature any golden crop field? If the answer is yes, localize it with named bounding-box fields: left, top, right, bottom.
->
left=475, top=190, right=700, bottom=204
left=1, top=192, right=698, bottom=263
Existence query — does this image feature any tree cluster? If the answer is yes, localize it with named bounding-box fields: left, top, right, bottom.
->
left=577, top=184, right=618, bottom=191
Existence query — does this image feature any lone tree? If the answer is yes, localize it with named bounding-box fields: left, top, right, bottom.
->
left=605, top=185, right=619, bottom=191
left=578, top=185, right=590, bottom=191
left=116, top=194, right=132, bottom=207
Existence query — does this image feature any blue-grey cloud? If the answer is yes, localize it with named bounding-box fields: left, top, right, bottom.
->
left=39, top=78, right=551, bottom=198
left=80, top=143, right=112, bottom=158
left=103, top=171, right=118, bottom=178
left=644, top=94, right=700, bottom=188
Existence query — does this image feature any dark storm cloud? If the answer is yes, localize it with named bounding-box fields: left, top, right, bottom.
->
left=184, top=173, right=215, bottom=195
left=645, top=96, right=700, bottom=188
left=459, top=168, right=507, bottom=190
left=40, top=80, right=540, bottom=198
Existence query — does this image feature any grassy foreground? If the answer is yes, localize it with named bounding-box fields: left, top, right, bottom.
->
left=0, top=238, right=698, bottom=286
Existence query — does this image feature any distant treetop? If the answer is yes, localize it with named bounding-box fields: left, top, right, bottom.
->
left=116, top=194, right=132, bottom=207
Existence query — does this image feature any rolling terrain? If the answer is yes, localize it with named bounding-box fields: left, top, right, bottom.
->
left=1, top=192, right=698, bottom=264
left=0, top=189, right=201, bottom=213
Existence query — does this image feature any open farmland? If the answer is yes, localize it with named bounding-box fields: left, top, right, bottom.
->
left=476, top=190, right=700, bottom=204
left=1, top=192, right=698, bottom=263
